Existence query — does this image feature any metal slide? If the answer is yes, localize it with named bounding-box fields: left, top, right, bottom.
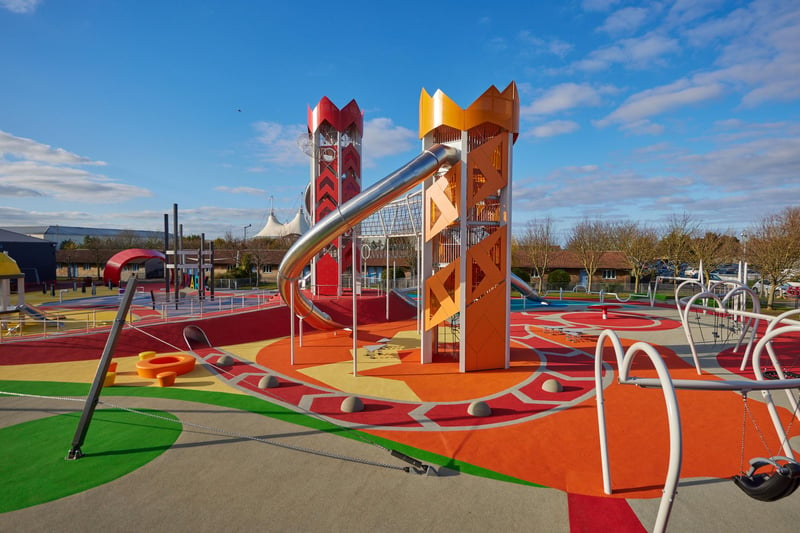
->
left=278, top=143, right=460, bottom=330
left=510, top=273, right=548, bottom=304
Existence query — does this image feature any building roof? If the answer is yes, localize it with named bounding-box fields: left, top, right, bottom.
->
left=0, top=228, right=51, bottom=244
left=514, top=249, right=631, bottom=270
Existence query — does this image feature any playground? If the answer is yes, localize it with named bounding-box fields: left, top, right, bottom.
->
left=2, top=84, right=800, bottom=532
left=2, top=283, right=800, bottom=531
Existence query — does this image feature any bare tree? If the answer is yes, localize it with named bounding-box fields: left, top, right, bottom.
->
left=659, top=213, right=697, bottom=278
left=747, top=207, right=800, bottom=309
left=60, top=239, right=78, bottom=279
left=611, top=221, right=658, bottom=294
left=82, top=235, right=111, bottom=279
left=518, top=218, right=557, bottom=293
left=690, top=231, right=739, bottom=280
left=247, top=238, right=276, bottom=286
left=567, top=219, right=612, bottom=292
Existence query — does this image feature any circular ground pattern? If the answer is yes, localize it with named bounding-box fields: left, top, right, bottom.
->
left=0, top=408, right=180, bottom=512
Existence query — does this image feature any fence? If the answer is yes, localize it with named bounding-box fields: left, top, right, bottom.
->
left=0, top=289, right=280, bottom=344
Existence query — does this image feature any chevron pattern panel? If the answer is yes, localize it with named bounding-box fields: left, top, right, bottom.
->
left=467, top=134, right=508, bottom=208
left=424, top=259, right=460, bottom=331
left=424, top=169, right=460, bottom=241
left=466, top=226, right=507, bottom=302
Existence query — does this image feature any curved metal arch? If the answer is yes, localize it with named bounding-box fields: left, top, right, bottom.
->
left=103, top=248, right=166, bottom=285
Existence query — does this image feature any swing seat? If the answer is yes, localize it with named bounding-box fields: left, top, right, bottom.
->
left=732, top=457, right=800, bottom=502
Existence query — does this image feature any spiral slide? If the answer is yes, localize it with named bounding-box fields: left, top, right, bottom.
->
left=278, top=144, right=460, bottom=330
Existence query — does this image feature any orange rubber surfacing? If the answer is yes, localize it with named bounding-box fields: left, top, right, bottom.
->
left=255, top=319, right=538, bottom=403
left=254, top=313, right=800, bottom=499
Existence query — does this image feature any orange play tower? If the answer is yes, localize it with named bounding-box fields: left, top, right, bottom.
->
left=419, top=83, right=519, bottom=371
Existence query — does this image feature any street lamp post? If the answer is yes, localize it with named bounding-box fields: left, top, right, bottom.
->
left=740, top=231, right=748, bottom=287
left=242, top=224, right=252, bottom=286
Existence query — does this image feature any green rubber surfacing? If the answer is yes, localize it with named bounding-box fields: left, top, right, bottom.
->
left=1, top=380, right=543, bottom=512
left=0, top=407, right=180, bottom=513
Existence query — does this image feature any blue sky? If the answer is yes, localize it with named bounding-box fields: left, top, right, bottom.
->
left=1, top=0, right=798, bottom=243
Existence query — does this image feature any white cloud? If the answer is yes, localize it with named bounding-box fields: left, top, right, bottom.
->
left=666, top=0, right=727, bottom=27
left=515, top=167, right=693, bottom=213
left=0, top=129, right=148, bottom=204
left=527, top=120, right=580, bottom=138
left=682, top=137, right=800, bottom=189
left=517, top=31, right=574, bottom=58
left=682, top=6, right=751, bottom=46
left=596, top=79, right=723, bottom=127
left=0, top=130, right=105, bottom=165
left=0, top=160, right=152, bottom=202
left=620, top=119, right=665, bottom=135
left=522, top=83, right=613, bottom=116
left=598, top=7, right=649, bottom=35
left=486, top=37, right=508, bottom=52
left=252, top=121, right=308, bottom=167
left=0, top=0, right=41, bottom=14
left=688, top=1, right=800, bottom=109
left=214, top=186, right=267, bottom=196
left=572, top=32, right=680, bottom=71
left=582, top=0, right=620, bottom=12
left=251, top=117, right=415, bottom=171
left=362, top=117, right=416, bottom=165
left=635, top=142, right=671, bottom=154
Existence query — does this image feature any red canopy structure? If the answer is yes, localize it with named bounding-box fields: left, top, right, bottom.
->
left=103, top=248, right=166, bottom=285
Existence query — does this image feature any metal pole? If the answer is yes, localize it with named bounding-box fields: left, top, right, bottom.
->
left=173, top=203, right=179, bottom=310
left=163, top=213, right=170, bottom=299
left=67, top=277, right=138, bottom=460
left=352, top=232, right=358, bottom=377
left=385, top=236, right=390, bottom=320
left=209, top=241, right=215, bottom=300
left=199, top=233, right=206, bottom=300
left=290, top=285, right=295, bottom=365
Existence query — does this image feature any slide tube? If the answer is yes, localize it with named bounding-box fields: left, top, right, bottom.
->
left=278, top=143, right=460, bottom=330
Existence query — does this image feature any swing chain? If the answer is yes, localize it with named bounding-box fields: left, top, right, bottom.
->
left=740, top=392, right=748, bottom=475
left=741, top=392, right=773, bottom=472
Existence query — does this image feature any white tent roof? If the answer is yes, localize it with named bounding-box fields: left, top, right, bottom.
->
left=253, top=205, right=309, bottom=239
left=284, top=207, right=310, bottom=236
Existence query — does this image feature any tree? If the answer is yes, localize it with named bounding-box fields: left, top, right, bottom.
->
left=247, top=238, right=275, bottom=286
left=690, top=231, right=739, bottom=281
left=60, top=239, right=78, bottom=279
left=747, top=207, right=800, bottom=309
left=611, top=221, right=657, bottom=294
left=567, top=219, right=612, bottom=292
left=658, top=213, right=697, bottom=278
left=82, top=235, right=111, bottom=279
left=517, top=218, right=558, bottom=293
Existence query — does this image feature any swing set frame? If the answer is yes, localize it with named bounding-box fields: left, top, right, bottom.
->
left=594, top=324, right=800, bottom=533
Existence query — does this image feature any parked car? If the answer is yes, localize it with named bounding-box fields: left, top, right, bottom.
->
left=754, top=281, right=798, bottom=298
left=752, top=280, right=772, bottom=295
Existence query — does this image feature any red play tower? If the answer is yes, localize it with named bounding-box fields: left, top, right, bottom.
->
left=307, top=98, right=363, bottom=296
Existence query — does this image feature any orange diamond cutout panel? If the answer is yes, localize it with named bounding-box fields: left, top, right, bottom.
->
left=424, top=260, right=460, bottom=331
